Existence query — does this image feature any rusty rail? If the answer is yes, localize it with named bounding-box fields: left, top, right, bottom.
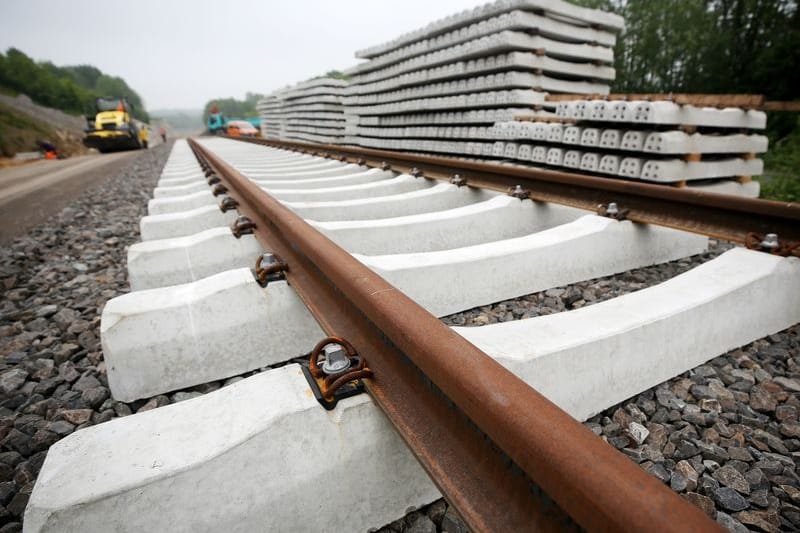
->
left=233, top=135, right=800, bottom=248
left=189, top=138, right=720, bottom=532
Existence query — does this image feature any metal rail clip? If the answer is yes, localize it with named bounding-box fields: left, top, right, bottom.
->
left=450, top=174, right=467, bottom=187
left=301, top=336, right=372, bottom=410
left=219, top=196, right=239, bottom=213
left=254, top=253, right=288, bottom=286
left=597, top=202, right=629, bottom=220
left=745, top=232, right=800, bottom=257
left=231, top=215, right=256, bottom=238
left=508, top=184, right=530, bottom=200
left=211, top=183, right=228, bottom=196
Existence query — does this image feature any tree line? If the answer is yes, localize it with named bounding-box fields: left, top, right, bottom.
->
left=202, top=92, right=264, bottom=121
left=0, top=48, right=149, bottom=122
left=573, top=0, right=799, bottom=137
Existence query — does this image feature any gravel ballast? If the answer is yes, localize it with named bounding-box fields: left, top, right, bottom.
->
left=0, top=144, right=175, bottom=531
left=1, top=142, right=796, bottom=532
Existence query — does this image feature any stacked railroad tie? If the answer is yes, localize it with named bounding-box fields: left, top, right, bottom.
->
left=340, top=1, right=622, bottom=155
left=482, top=95, right=768, bottom=196
left=253, top=0, right=771, bottom=197
left=257, top=76, right=347, bottom=144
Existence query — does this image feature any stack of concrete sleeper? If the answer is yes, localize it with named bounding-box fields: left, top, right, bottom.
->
left=480, top=98, right=768, bottom=195
left=257, top=77, right=347, bottom=144
left=341, top=0, right=624, bottom=155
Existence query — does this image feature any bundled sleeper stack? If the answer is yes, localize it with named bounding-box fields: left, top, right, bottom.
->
left=255, top=0, right=768, bottom=196
left=340, top=0, right=624, bottom=154
left=482, top=96, right=768, bottom=195
left=257, top=77, right=347, bottom=144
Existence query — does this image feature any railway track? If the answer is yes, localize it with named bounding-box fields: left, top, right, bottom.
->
left=24, top=137, right=800, bottom=532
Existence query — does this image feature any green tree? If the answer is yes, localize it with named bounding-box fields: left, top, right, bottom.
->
left=203, top=93, right=265, bottom=120
left=0, top=48, right=150, bottom=122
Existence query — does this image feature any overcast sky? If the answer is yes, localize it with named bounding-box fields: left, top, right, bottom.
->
left=1, top=0, right=490, bottom=110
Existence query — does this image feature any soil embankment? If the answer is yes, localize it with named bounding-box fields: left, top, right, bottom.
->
left=0, top=94, right=87, bottom=160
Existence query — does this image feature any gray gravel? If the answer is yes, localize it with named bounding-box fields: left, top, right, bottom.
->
left=0, top=144, right=180, bottom=530
left=585, top=324, right=800, bottom=532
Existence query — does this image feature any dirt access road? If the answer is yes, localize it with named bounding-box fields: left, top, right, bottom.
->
left=0, top=151, right=138, bottom=243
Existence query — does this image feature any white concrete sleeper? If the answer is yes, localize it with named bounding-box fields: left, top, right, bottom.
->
left=101, top=271, right=323, bottom=401
left=360, top=215, right=708, bottom=317
left=313, top=196, right=588, bottom=255
left=457, top=248, right=800, bottom=421
left=24, top=366, right=439, bottom=533
left=127, top=228, right=265, bottom=291
left=139, top=205, right=238, bottom=241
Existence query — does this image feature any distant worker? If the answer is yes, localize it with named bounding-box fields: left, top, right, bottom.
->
left=37, top=140, right=59, bottom=160
left=117, top=101, right=125, bottom=112
left=159, top=126, right=167, bottom=143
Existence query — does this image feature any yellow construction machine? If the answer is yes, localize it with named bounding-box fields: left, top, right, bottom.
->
left=83, top=96, right=148, bottom=153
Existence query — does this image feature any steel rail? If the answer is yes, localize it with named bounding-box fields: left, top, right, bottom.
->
left=189, top=138, right=720, bottom=532
left=233, top=136, right=800, bottom=247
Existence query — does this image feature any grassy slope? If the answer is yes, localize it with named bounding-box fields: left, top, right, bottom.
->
left=0, top=102, right=58, bottom=157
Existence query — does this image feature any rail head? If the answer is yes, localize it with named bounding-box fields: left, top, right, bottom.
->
left=189, top=137, right=721, bottom=533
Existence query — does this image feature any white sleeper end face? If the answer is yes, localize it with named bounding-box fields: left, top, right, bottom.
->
left=598, top=129, right=620, bottom=149
left=545, top=123, right=564, bottom=143
left=563, top=150, right=582, bottom=168
left=546, top=148, right=565, bottom=166
left=589, top=101, right=607, bottom=120
left=531, top=146, right=548, bottom=163
left=563, top=126, right=582, bottom=145
left=580, top=153, right=600, bottom=172
left=598, top=154, right=620, bottom=174
left=610, top=101, right=628, bottom=121
left=618, top=157, right=644, bottom=178
left=580, top=128, right=600, bottom=147
left=632, top=101, right=654, bottom=122
left=504, top=142, right=519, bottom=158
left=620, top=130, right=646, bottom=151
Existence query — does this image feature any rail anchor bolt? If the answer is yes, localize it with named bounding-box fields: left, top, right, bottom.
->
left=745, top=232, right=799, bottom=256
left=450, top=174, right=467, bottom=187
left=597, top=202, right=630, bottom=220
left=219, top=196, right=239, bottom=213
left=254, top=253, right=288, bottom=286
left=231, top=215, right=256, bottom=238
left=760, top=233, right=780, bottom=250
left=508, top=185, right=530, bottom=200
left=321, top=345, right=351, bottom=376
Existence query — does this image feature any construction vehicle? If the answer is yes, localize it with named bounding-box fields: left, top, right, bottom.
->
left=206, top=103, right=261, bottom=135
left=207, top=104, right=226, bottom=134
left=83, top=96, right=146, bottom=153
left=226, top=120, right=259, bottom=137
